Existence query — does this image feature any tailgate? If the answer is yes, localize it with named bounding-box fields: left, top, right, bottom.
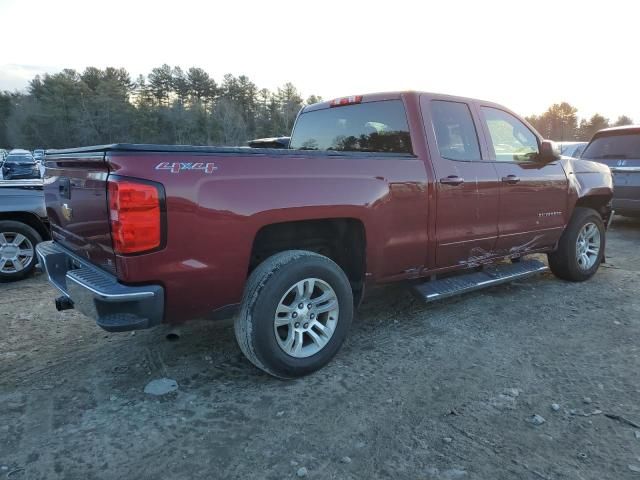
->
left=44, top=151, right=116, bottom=273
left=591, top=158, right=640, bottom=213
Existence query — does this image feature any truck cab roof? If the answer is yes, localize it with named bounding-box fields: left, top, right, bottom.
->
left=303, top=91, right=500, bottom=113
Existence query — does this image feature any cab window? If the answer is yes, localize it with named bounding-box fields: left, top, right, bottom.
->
left=430, top=100, right=481, bottom=161
left=481, top=107, right=539, bottom=162
left=289, top=100, right=412, bottom=154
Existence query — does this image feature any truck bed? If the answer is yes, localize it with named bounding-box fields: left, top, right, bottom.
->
left=46, top=143, right=413, bottom=159
left=43, top=142, right=426, bottom=323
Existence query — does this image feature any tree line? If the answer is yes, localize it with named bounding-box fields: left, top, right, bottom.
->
left=0, top=65, right=322, bottom=149
left=0, top=66, right=635, bottom=149
left=525, top=102, right=634, bottom=142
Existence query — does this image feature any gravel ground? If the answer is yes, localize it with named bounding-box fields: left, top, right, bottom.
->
left=1, top=216, right=639, bottom=480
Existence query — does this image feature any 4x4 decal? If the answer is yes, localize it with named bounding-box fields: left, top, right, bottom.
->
left=155, top=162, right=218, bottom=174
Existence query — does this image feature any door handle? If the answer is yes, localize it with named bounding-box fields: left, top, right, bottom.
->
left=439, top=175, right=464, bottom=186
left=501, top=175, right=520, bottom=184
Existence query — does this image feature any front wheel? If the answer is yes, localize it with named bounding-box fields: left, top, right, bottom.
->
left=234, top=250, right=353, bottom=379
left=548, top=207, right=605, bottom=282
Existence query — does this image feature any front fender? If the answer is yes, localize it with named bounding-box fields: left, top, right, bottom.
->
left=563, top=157, right=613, bottom=210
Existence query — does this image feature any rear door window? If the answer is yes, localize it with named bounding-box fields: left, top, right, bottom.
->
left=430, top=100, right=481, bottom=161
left=481, top=107, right=539, bottom=162
left=582, top=133, right=640, bottom=160
left=289, top=100, right=412, bottom=154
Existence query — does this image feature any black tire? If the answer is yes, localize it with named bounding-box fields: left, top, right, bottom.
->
left=548, top=207, right=605, bottom=282
left=234, top=250, right=353, bottom=379
left=0, top=220, right=42, bottom=282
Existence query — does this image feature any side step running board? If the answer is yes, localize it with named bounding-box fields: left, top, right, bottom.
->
left=412, top=259, right=548, bottom=303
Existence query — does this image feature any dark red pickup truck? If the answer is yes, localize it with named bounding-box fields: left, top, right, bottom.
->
left=37, top=91, right=613, bottom=378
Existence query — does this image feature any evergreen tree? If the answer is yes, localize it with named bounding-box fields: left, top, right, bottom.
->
left=578, top=114, right=610, bottom=141
left=614, top=115, right=633, bottom=127
left=147, top=64, right=173, bottom=105
left=5, top=66, right=632, bottom=150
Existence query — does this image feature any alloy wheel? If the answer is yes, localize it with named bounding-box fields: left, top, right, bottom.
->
left=273, top=278, right=339, bottom=358
left=575, top=222, right=600, bottom=270
left=0, top=232, right=35, bottom=274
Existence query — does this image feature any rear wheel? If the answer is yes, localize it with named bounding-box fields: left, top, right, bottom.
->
left=234, top=250, right=353, bottom=379
left=0, top=220, right=42, bottom=282
left=548, top=207, right=604, bottom=282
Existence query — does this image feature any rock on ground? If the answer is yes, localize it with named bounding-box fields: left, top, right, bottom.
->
left=143, top=378, right=178, bottom=396
left=528, top=414, right=546, bottom=426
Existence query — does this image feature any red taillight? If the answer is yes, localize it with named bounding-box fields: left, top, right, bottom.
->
left=329, top=95, right=363, bottom=107
left=107, top=178, right=163, bottom=254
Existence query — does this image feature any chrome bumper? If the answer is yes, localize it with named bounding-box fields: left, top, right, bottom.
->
left=35, top=241, right=164, bottom=332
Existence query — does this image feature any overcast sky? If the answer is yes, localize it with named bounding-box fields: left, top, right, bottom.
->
left=0, top=0, right=637, bottom=121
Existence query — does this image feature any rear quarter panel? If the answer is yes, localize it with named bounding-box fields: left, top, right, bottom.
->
left=108, top=151, right=429, bottom=323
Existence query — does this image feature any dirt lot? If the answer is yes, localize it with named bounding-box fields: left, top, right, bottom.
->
left=1, top=217, right=640, bottom=480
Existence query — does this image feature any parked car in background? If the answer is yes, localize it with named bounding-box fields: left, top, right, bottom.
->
left=0, top=178, right=49, bottom=281
left=36, top=91, right=613, bottom=378
left=558, top=141, right=588, bottom=158
left=33, top=149, right=45, bottom=161
left=581, top=125, right=640, bottom=217
left=0, top=150, right=7, bottom=179
left=2, top=150, right=40, bottom=180
left=0, top=149, right=8, bottom=177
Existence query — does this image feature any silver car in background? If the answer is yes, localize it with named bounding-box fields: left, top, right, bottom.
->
left=558, top=141, right=588, bottom=158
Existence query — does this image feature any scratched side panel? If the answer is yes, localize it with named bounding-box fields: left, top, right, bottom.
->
left=418, top=94, right=501, bottom=269
left=493, top=161, right=569, bottom=252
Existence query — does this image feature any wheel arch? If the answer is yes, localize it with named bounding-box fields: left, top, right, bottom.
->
left=573, top=194, right=613, bottom=226
left=248, top=217, right=367, bottom=302
left=0, top=212, right=50, bottom=241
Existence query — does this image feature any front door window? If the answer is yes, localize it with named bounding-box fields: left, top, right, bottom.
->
left=481, top=107, right=539, bottom=163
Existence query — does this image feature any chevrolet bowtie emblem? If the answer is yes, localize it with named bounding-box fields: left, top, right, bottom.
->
left=62, top=203, right=73, bottom=221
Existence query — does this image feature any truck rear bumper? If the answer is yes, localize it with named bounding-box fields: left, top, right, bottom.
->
left=35, top=241, right=164, bottom=332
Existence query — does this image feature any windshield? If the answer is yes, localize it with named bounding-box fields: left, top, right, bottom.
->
left=289, top=100, right=412, bottom=153
left=582, top=133, right=640, bottom=160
